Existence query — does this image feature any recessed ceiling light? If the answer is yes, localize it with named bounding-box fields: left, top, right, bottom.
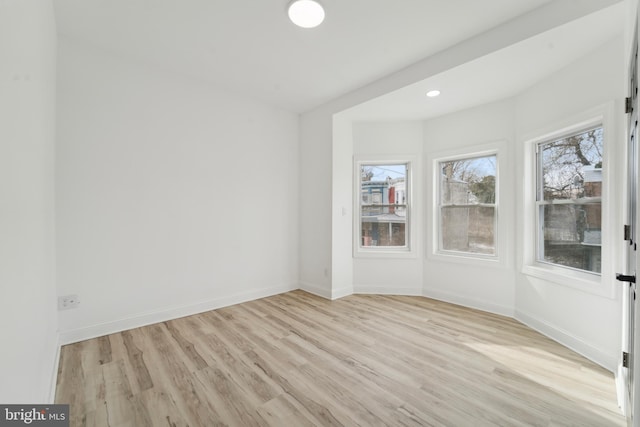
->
left=426, top=90, right=441, bottom=98
left=288, top=0, right=325, bottom=28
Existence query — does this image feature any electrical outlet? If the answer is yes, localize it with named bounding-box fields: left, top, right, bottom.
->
left=58, top=294, right=80, bottom=310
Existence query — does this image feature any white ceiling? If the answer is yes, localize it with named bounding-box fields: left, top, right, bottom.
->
left=53, top=0, right=559, bottom=113
left=343, top=3, right=624, bottom=122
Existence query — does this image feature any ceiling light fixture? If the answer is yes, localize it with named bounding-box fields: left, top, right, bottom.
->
left=288, top=0, right=325, bottom=28
left=426, top=90, right=441, bottom=98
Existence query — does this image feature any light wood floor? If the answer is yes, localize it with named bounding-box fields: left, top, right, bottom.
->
left=56, top=291, right=625, bottom=426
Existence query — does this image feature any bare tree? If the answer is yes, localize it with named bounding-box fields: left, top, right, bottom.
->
left=442, top=156, right=496, bottom=201
left=541, top=128, right=603, bottom=199
left=361, top=166, right=374, bottom=182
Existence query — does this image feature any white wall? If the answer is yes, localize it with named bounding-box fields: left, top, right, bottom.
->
left=56, top=38, right=300, bottom=343
left=422, top=99, right=517, bottom=316
left=335, top=104, right=517, bottom=309
left=345, top=105, right=516, bottom=310
left=514, top=37, right=625, bottom=370
left=351, top=121, right=424, bottom=295
left=0, top=0, right=59, bottom=403
left=330, top=116, right=355, bottom=299
left=299, top=110, right=333, bottom=298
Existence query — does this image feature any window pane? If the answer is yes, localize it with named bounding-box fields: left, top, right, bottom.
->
left=441, top=155, right=496, bottom=205
left=536, top=126, right=603, bottom=274
left=361, top=221, right=406, bottom=247
left=360, top=163, right=408, bottom=248
left=539, top=203, right=601, bottom=273
left=539, top=127, right=603, bottom=201
left=438, top=154, right=497, bottom=256
left=441, top=206, right=495, bottom=255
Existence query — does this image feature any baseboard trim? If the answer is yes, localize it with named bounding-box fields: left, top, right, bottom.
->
left=422, top=288, right=514, bottom=318
left=299, top=281, right=332, bottom=299
left=354, top=285, right=422, bottom=296
left=59, top=284, right=298, bottom=345
left=47, top=333, right=61, bottom=403
left=615, top=365, right=627, bottom=415
left=55, top=282, right=618, bottom=377
left=332, top=285, right=353, bottom=300
left=298, top=282, right=352, bottom=300
left=515, top=309, right=617, bottom=372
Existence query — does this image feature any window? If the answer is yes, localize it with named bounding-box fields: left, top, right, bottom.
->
left=358, top=162, right=409, bottom=251
left=438, top=154, right=497, bottom=256
left=535, top=126, right=603, bottom=274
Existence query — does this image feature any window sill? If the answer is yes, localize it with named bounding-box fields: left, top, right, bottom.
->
left=354, top=248, right=417, bottom=259
left=428, top=250, right=505, bottom=268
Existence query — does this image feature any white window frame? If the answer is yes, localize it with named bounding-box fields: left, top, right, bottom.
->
left=521, top=105, right=617, bottom=298
left=534, top=125, right=603, bottom=275
left=353, top=156, right=416, bottom=258
left=437, top=152, right=499, bottom=258
left=428, top=141, right=507, bottom=267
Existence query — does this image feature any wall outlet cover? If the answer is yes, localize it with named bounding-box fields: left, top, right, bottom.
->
left=58, top=294, right=80, bottom=310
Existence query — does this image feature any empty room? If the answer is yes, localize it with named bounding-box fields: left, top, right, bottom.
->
left=3, top=0, right=640, bottom=425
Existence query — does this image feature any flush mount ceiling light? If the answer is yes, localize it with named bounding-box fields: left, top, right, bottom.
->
left=288, top=0, right=325, bottom=28
left=426, top=90, right=441, bottom=98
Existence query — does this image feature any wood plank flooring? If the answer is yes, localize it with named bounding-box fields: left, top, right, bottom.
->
left=55, top=291, right=625, bottom=426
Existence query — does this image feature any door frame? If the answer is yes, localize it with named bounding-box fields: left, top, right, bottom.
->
left=628, top=11, right=640, bottom=427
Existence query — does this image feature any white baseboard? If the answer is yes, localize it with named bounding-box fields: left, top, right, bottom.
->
left=299, top=281, right=332, bottom=299
left=422, top=290, right=617, bottom=373
left=48, top=334, right=61, bottom=403
left=515, top=309, right=618, bottom=372
left=54, top=281, right=619, bottom=384
left=59, top=284, right=298, bottom=345
left=354, top=285, right=422, bottom=296
left=615, top=365, right=627, bottom=415
left=422, top=288, right=514, bottom=318
left=332, top=285, right=354, bottom=300
left=298, top=282, right=352, bottom=300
